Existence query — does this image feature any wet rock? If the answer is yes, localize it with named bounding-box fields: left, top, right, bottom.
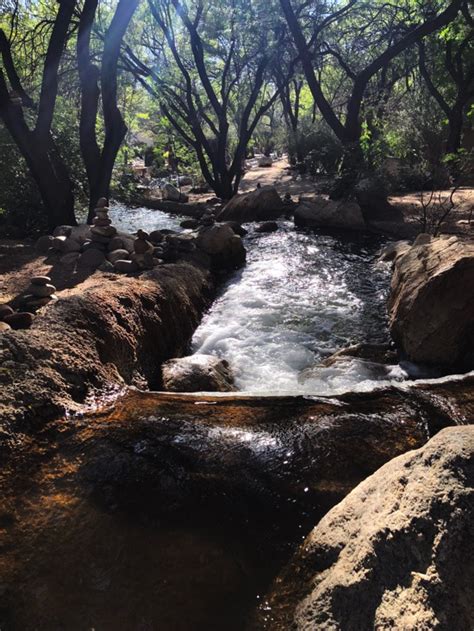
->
left=114, top=259, right=139, bottom=274
left=217, top=186, right=285, bottom=223
left=148, top=231, right=164, bottom=245
left=323, top=343, right=398, bottom=366
left=0, top=321, right=11, bottom=333
left=255, top=221, right=278, bottom=233
left=224, top=221, right=248, bottom=237
left=181, top=219, right=200, bottom=229
left=389, top=236, right=474, bottom=366
left=35, top=235, right=54, bottom=254
left=78, top=249, right=106, bottom=269
left=294, top=197, right=365, bottom=231
left=0, top=305, right=14, bottom=321
left=3, top=312, right=34, bottom=330
left=196, top=224, right=246, bottom=270
left=258, top=426, right=474, bottom=630
left=162, top=354, right=236, bottom=392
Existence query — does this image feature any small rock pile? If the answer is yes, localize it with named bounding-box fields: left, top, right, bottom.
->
left=21, top=275, right=58, bottom=311
left=0, top=303, right=34, bottom=332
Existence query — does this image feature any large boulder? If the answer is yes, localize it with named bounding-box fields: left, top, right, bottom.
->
left=294, top=197, right=365, bottom=231
left=195, top=224, right=246, bottom=270
left=257, top=426, right=474, bottom=630
left=217, top=186, right=285, bottom=223
left=388, top=236, right=474, bottom=366
left=161, top=354, right=236, bottom=392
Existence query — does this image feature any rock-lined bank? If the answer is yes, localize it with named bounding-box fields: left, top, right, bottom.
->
left=0, top=380, right=472, bottom=630
left=0, top=263, right=213, bottom=430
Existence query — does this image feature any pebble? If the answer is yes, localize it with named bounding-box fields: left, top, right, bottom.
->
left=96, top=197, right=108, bottom=208
left=30, top=276, right=52, bottom=286
left=93, top=217, right=112, bottom=227
left=0, top=305, right=14, bottom=321
left=108, top=249, right=130, bottom=264
left=78, top=249, right=106, bottom=268
left=114, top=259, right=139, bottom=273
left=27, top=283, right=56, bottom=298
left=35, top=235, right=54, bottom=254
left=108, top=236, right=124, bottom=251
left=4, top=312, right=34, bottom=329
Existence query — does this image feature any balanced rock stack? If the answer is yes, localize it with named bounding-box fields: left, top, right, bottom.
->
left=21, top=275, right=57, bottom=312
left=112, top=229, right=162, bottom=273
left=200, top=210, right=216, bottom=227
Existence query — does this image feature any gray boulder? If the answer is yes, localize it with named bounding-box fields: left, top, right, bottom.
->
left=217, top=186, right=285, bottom=222
left=257, top=426, right=474, bottom=630
left=161, top=354, right=236, bottom=392
left=294, top=197, right=365, bottom=231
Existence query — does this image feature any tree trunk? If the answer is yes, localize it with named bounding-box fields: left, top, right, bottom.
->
left=446, top=101, right=465, bottom=154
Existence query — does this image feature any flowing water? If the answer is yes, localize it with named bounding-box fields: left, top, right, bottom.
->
left=192, top=222, right=407, bottom=395
left=110, top=203, right=408, bottom=395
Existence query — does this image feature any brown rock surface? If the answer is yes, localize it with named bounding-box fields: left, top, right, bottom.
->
left=388, top=236, right=474, bottom=366
left=256, top=425, right=474, bottom=631
left=0, top=263, right=213, bottom=426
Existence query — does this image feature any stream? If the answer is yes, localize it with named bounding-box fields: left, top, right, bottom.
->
left=111, top=203, right=407, bottom=395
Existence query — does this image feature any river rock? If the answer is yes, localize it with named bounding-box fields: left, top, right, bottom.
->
left=388, top=236, right=474, bottom=366
left=0, top=304, right=14, bottom=320
left=161, top=354, right=236, bottom=392
left=148, top=231, right=164, bottom=245
left=217, top=186, right=286, bottom=223
left=98, top=261, right=115, bottom=273
left=378, top=240, right=411, bottom=263
left=114, top=259, right=139, bottom=274
left=256, top=221, right=278, bottom=233
left=294, top=197, right=365, bottom=231
left=3, top=312, right=34, bottom=330
left=195, top=224, right=246, bottom=270
left=91, top=225, right=117, bottom=239
left=35, top=235, right=54, bottom=254
left=257, top=426, right=474, bottom=630
left=26, top=283, right=56, bottom=298
left=62, top=238, right=82, bottom=254
left=78, top=249, right=106, bottom=269
left=53, top=225, right=73, bottom=238
left=162, top=183, right=188, bottom=203
left=181, top=219, right=200, bottom=230
left=107, top=236, right=124, bottom=252
left=51, top=236, right=68, bottom=251
left=108, top=249, right=130, bottom=264
left=0, top=321, right=12, bottom=333
left=223, top=221, right=248, bottom=237
left=30, top=276, right=52, bottom=286
left=258, top=156, right=273, bottom=167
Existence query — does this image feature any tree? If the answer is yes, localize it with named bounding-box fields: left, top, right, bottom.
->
left=126, top=0, right=289, bottom=199
left=0, top=0, right=77, bottom=228
left=418, top=2, right=474, bottom=155
left=280, top=0, right=465, bottom=177
left=77, top=0, right=140, bottom=222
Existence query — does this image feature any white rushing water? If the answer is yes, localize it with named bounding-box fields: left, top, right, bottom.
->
left=110, top=202, right=183, bottom=233
left=192, top=223, right=408, bottom=395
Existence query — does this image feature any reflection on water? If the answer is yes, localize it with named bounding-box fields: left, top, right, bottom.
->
left=192, top=223, right=398, bottom=394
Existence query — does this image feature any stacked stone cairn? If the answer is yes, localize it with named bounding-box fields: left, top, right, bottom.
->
left=21, top=275, right=57, bottom=312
